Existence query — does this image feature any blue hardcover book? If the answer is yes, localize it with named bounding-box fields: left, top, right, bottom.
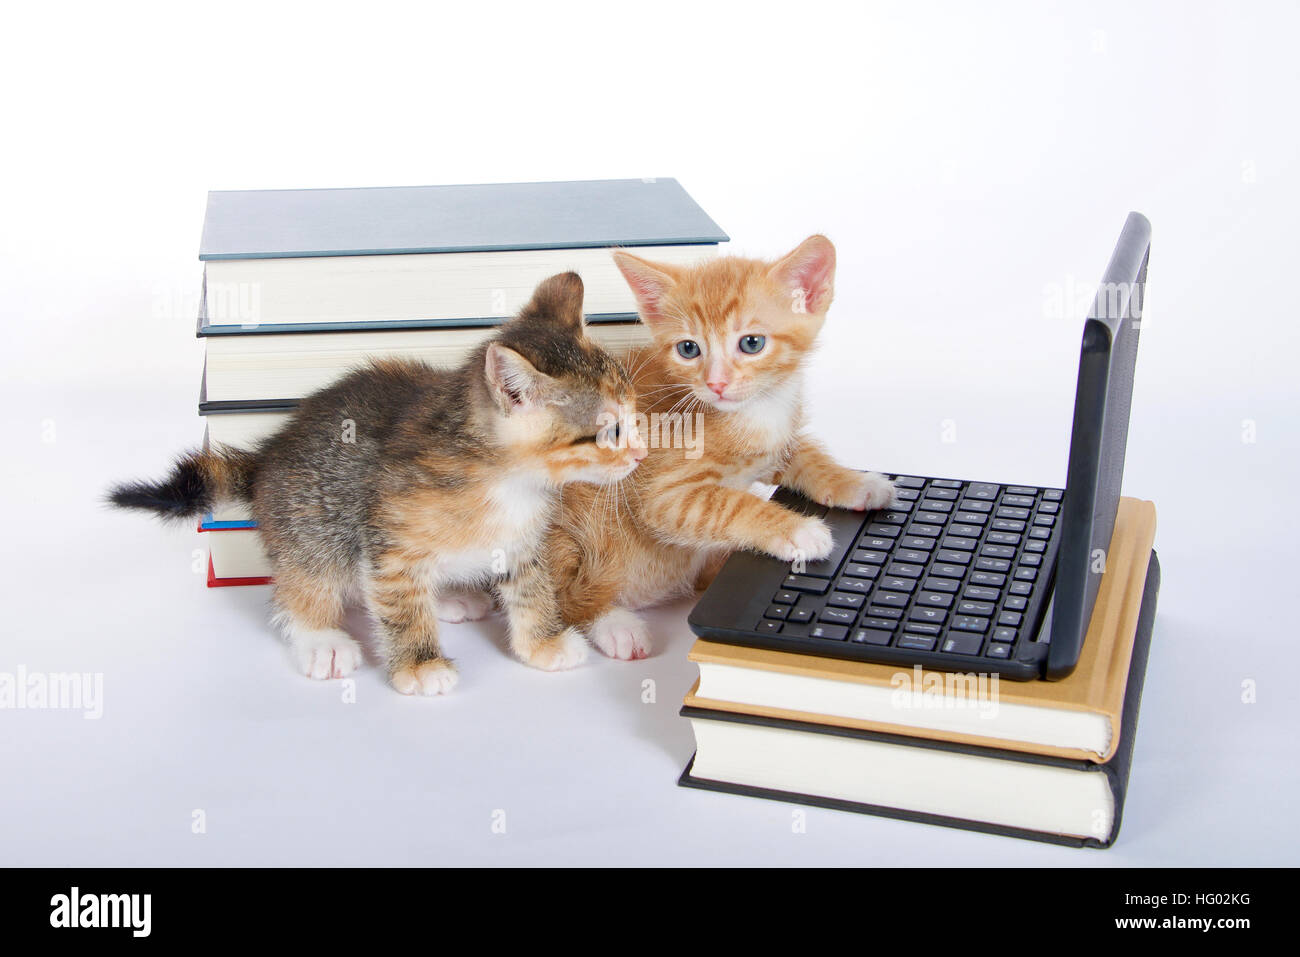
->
left=197, top=178, right=728, bottom=335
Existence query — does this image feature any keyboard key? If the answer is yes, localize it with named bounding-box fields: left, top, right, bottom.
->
left=924, top=487, right=959, bottom=500
left=865, top=523, right=901, bottom=538
left=876, top=510, right=910, bottom=524
left=764, top=605, right=790, bottom=619
left=852, top=628, right=892, bottom=645
left=958, top=601, right=995, bottom=616
left=930, top=563, right=966, bottom=579
left=835, top=578, right=872, bottom=594
left=809, top=624, right=848, bottom=641
left=872, top=591, right=909, bottom=608
left=843, top=564, right=881, bottom=579
left=897, top=634, right=937, bottom=651
left=1023, top=539, right=1047, bottom=553
left=964, top=585, right=1000, bottom=601
left=1043, top=488, right=1063, bottom=501
left=851, top=549, right=888, bottom=564
left=879, top=576, right=916, bottom=593
left=773, top=590, right=798, bottom=604
left=957, top=499, right=992, bottom=513
left=886, top=562, right=924, bottom=578
left=951, top=615, right=989, bottom=633
left=992, top=518, right=1025, bottom=532
left=1002, top=494, right=1035, bottom=507
left=1039, top=501, right=1060, bottom=514
left=971, top=571, right=1006, bottom=587
left=992, top=627, right=1018, bottom=643
left=923, top=577, right=960, bottom=593
left=866, top=606, right=902, bottom=619
left=1020, top=553, right=1043, bottom=567
left=1013, top=567, right=1038, bottom=582
left=861, top=616, right=899, bottom=630
left=1009, top=581, right=1033, bottom=596
left=948, top=524, right=983, bottom=538
left=942, top=634, right=983, bottom=655
left=900, top=535, right=936, bottom=550
left=819, top=607, right=857, bottom=625
left=980, top=544, right=1015, bottom=559
left=895, top=488, right=921, bottom=501
left=908, top=524, right=943, bottom=538
left=827, top=591, right=865, bottom=609
left=936, top=549, right=973, bottom=564
left=1028, top=527, right=1051, bottom=540
left=930, top=479, right=963, bottom=489
left=986, top=642, right=1012, bottom=659
left=897, top=549, right=930, bottom=564
left=998, top=611, right=1023, bottom=627
left=915, top=510, right=950, bottom=524
left=997, top=506, right=1030, bottom=519
left=756, top=620, right=782, bottom=633
left=783, top=575, right=829, bottom=593
left=1008, top=486, right=1038, bottom=496
left=908, top=606, right=948, bottom=625
left=1033, top=514, right=1056, bottom=527
left=967, top=483, right=999, bottom=499
left=976, top=557, right=1010, bottom=572
left=1004, top=595, right=1027, bottom=611
left=987, top=531, right=1021, bottom=545
left=787, top=607, right=814, bottom=623
left=919, top=499, right=954, bottom=514
left=860, top=536, right=896, bottom=550
left=894, top=476, right=926, bottom=489
left=915, top=591, right=954, bottom=608
left=942, top=536, right=978, bottom=551
left=953, top=511, right=988, bottom=525
left=903, top=622, right=942, bottom=636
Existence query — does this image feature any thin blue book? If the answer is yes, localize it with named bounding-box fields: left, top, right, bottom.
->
left=198, top=178, right=727, bottom=335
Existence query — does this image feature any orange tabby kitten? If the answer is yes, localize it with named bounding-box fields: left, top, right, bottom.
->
left=551, top=236, right=895, bottom=659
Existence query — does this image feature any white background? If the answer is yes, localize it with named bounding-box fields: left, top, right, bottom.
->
left=1, top=0, right=1296, bottom=865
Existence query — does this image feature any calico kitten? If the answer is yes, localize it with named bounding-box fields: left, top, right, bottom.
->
left=109, top=273, right=645, bottom=694
left=550, top=237, right=894, bottom=659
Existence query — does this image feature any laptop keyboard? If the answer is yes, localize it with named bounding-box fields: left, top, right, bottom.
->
left=752, top=476, right=1064, bottom=676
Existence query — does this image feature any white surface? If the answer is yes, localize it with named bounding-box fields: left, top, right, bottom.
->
left=1, top=0, right=1297, bottom=865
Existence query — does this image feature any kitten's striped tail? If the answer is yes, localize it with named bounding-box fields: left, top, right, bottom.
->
left=106, top=447, right=259, bottom=521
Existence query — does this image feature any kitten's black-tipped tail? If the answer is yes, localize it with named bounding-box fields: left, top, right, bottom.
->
left=107, top=448, right=259, bottom=521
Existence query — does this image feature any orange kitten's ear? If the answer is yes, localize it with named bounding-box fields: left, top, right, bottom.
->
left=768, top=235, right=836, bottom=315
left=612, top=250, right=679, bottom=327
left=525, top=271, right=585, bottom=331
left=485, top=343, right=553, bottom=411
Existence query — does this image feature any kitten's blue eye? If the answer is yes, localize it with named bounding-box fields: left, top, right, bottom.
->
left=739, top=335, right=766, bottom=355
left=676, top=340, right=701, bottom=359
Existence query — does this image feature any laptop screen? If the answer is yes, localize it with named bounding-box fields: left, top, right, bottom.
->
left=1048, top=212, right=1151, bottom=678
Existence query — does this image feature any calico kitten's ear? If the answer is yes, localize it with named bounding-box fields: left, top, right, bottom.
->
left=612, top=250, right=679, bottom=327
left=485, top=343, right=553, bottom=411
left=768, top=234, right=836, bottom=316
left=526, top=271, right=585, bottom=331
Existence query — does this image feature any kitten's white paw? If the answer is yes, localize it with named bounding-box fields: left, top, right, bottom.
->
left=851, top=471, right=897, bottom=511
left=437, top=591, right=494, bottom=623
left=289, top=628, right=363, bottom=680
left=769, top=516, right=834, bottom=563
left=391, top=659, right=459, bottom=696
left=589, top=607, right=652, bottom=660
left=525, top=626, right=589, bottom=672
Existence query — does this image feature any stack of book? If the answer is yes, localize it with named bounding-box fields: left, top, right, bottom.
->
left=678, top=497, right=1161, bottom=847
left=193, top=178, right=729, bottom=584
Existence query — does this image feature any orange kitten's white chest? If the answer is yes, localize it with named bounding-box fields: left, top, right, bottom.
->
left=719, top=376, right=804, bottom=481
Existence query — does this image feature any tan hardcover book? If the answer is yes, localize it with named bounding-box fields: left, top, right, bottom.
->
left=685, top=497, right=1157, bottom=763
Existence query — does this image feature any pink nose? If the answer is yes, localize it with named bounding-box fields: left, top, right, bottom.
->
left=707, top=380, right=728, bottom=397
left=631, top=443, right=648, bottom=462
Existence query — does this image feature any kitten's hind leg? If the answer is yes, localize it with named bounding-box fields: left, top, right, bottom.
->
left=588, top=606, right=651, bottom=660
left=367, top=553, right=458, bottom=696
left=271, top=566, right=362, bottom=680
left=436, top=589, right=495, bottom=623
left=495, top=552, right=587, bottom=672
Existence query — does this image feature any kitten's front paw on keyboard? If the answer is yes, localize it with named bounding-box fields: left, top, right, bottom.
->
left=821, top=470, right=896, bottom=511
left=767, top=516, right=833, bottom=563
